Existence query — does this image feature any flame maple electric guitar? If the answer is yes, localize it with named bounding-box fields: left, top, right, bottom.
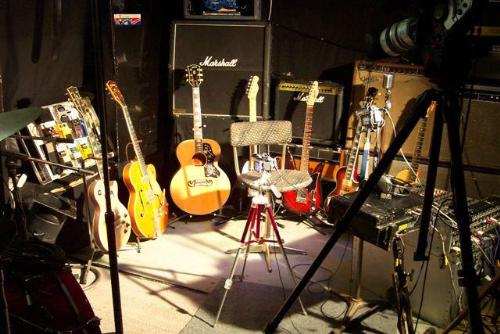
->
left=169, top=64, right=231, bottom=215
left=66, top=86, right=131, bottom=252
left=241, top=75, right=259, bottom=174
left=282, top=81, right=324, bottom=215
left=396, top=100, right=436, bottom=184
left=105, top=81, right=168, bottom=239
left=328, top=119, right=363, bottom=200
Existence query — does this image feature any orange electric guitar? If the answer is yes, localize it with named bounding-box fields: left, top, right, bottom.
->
left=105, top=80, right=168, bottom=239
left=169, top=64, right=231, bottom=215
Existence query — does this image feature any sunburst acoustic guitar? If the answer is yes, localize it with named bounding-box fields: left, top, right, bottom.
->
left=66, top=86, right=131, bottom=252
left=169, top=64, right=231, bottom=215
left=105, top=80, right=168, bottom=239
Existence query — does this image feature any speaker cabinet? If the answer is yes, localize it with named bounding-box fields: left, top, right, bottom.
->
left=349, top=61, right=435, bottom=159
left=350, top=62, right=500, bottom=170
left=274, top=80, right=344, bottom=147
left=111, top=7, right=162, bottom=160
left=440, top=85, right=500, bottom=170
left=170, top=21, right=271, bottom=119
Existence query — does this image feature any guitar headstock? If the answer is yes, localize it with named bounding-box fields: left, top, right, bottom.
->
left=306, top=81, right=319, bottom=106
left=186, top=64, right=204, bottom=88
left=66, top=86, right=85, bottom=114
left=105, top=80, right=126, bottom=109
left=246, top=75, right=260, bottom=100
left=426, top=100, right=437, bottom=118
left=66, top=86, right=81, bottom=101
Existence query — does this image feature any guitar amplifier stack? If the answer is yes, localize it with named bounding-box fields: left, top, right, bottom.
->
left=169, top=21, right=272, bottom=183
left=169, top=20, right=271, bottom=120
left=274, top=80, right=345, bottom=148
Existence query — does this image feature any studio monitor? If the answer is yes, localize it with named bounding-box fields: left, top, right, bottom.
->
left=169, top=20, right=271, bottom=119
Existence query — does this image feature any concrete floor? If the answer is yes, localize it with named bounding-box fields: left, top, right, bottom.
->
left=81, top=211, right=455, bottom=333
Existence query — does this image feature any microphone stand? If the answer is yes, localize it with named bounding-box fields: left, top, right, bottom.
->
left=89, top=0, right=123, bottom=333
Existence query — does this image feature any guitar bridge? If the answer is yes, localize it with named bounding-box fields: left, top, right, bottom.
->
left=296, top=189, right=307, bottom=204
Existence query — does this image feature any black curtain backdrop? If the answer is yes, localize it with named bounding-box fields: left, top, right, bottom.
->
left=0, top=0, right=88, bottom=110
left=0, top=0, right=411, bottom=187
left=270, top=0, right=409, bottom=80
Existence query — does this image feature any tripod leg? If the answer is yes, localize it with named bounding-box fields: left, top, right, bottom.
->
left=443, top=99, right=483, bottom=333
left=239, top=210, right=256, bottom=281
left=214, top=246, right=244, bottom=327
left=264, top=89, right=439, bottom=333
left=414, top=100, right=444, bottom=261
left=267, top=207, right=308, bottom=316
left=215, top=205, right=258, bottom=326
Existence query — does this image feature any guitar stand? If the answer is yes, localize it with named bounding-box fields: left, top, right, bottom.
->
left=213, top=192, right=308, bottom=327
left=331, top=236, right=389, bottom=332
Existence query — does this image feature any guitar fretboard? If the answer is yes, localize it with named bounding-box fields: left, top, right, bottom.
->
left=345, top=122, right=363, bottom=182
left=122, top=105, right=147, bottom=175
left=300, top=104, right=314, bottom=173
left=248, top=99, right=257, bottom=122
left=409, top=117, right=427, bottom=182
left=192, top=87, right=204, bottom=153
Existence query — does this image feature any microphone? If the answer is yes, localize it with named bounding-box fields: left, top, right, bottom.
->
left=383, top=73, right=394, bottom=90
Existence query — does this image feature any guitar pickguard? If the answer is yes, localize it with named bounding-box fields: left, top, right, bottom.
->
left=202, top=143, right=220, bottom=178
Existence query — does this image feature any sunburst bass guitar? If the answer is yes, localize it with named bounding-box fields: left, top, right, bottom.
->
left=169, top=64, right=231, bottom=215
left=105, top=80, right=168, bottom=239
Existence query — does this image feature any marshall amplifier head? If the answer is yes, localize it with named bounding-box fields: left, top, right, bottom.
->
left=274, top=80, right=344, bottom=147
left=169, top=21, right=271, bottom=119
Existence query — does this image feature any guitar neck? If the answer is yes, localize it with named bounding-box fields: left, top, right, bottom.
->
left=248, top=98, right=257, bottom=122
left=192, top=87, right=204, bottom=153
left=409, top=117, right=427, bottom=181
left=345, top=122, right=362, bottom=181
left=122, top=105, right=147, bottom=175
left=300, top=104, right=314, bottom=173
left=67, top=89, right=105, bottom=178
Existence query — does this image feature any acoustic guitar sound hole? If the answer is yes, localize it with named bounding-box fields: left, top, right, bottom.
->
left=192, top=153, right=207, bottom=166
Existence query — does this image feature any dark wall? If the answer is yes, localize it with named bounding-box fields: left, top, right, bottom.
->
left=0, top=1, right=88, bottom=110
left=0, top=0, right=409, bottom=190
left=269, top=0, right=408, bottom=80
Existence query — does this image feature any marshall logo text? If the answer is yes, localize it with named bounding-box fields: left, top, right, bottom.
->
left=199, top=56, right=238, bottom=68
left=293, top=92, right=325, bottom=103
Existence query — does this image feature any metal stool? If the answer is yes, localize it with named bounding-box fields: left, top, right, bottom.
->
left=213, top=121, right=312, bottom=327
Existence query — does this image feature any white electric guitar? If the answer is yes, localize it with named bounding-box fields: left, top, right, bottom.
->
left=241, top=75, right=260, bottom=173
left=66, top=86, right=131, bottom=252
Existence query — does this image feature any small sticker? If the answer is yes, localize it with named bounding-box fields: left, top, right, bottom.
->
left=113, top=14, right=141, bottom=26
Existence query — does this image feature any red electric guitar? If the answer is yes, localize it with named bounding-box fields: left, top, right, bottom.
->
left=282, top=81, right=324, bottom=215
